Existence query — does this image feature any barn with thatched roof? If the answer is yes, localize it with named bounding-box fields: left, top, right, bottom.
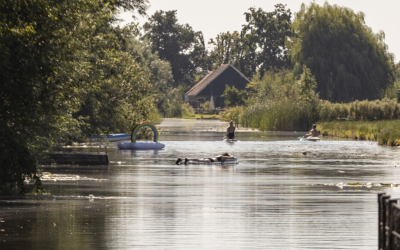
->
left=184, top=64, right=250, bottom=109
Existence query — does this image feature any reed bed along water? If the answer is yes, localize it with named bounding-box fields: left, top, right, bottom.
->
left=319, top=120, right=400, bottom=146
left=318, top=99, right=400, bottom=121
left=223, top=100, right=317, bottom=131
left=222, top=98, right=400, bottom=145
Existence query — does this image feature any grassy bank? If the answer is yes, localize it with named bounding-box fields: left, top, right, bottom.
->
left=178, top=114, right=221, bottom=119
left=191, top=114, right=221, bottom=119
left=319, top=120, right=400, bottom=146
left=223, top=99, right=400, bottom=131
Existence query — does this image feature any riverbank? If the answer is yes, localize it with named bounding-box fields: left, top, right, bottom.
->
left=181, top=114, right=222, bottom=119
left=319, top=120, right=400, bottom=146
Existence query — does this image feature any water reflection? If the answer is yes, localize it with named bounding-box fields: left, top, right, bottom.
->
left=1, top=119, right=400, bottom=249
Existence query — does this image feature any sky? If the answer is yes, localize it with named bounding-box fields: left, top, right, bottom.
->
left=118, top=0, right=400, bottom=62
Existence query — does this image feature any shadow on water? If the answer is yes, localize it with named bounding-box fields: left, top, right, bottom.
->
left=2, top=118, right=400, bottom=249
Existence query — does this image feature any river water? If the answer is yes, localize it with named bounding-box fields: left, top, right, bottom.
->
left=1, top=119, right=400, bottom=249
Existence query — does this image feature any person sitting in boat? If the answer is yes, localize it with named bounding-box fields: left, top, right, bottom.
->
left=175, top=152, right=235, bottom=165
left=305, top=124, right=320, bottom=138
left=226, top=120, right=236, bottom=139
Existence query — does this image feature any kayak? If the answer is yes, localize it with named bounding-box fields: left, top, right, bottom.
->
left=90, top=133, right=131, bottom=142
left=301, top=137, right=321, bottom=141
left=223, top=139, right=237, bottom=143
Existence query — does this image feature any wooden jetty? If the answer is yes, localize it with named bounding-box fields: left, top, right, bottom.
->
left=378, top=193, right=400, bottom=250
left=39, top=145, right=109, bottom=168
left=45, top=152, right=108, bottom=165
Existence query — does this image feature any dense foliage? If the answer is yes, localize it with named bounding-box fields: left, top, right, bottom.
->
left=142, top=10, right=208, bottom=86
left=222, top=85, right=247, bottom=107
left=223, top=68, right=400, bottom=131
left=0, top=0, right=154, bottom=192
left=318, top=98, right=400, bottom=121
left=210, top=4, right=292, bottom=79
left=288, top=2, right=395, bottom=102
left=223, top=69, right=319, bottom=131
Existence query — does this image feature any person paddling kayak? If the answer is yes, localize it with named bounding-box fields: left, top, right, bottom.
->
left=305, top=124, right=320, bottom=138
left=225, top=120, right=236, bottom=140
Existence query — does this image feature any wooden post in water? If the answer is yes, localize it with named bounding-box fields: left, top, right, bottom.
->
left=379, top=193, right=385, bottom=250
left=379, top=194, right=391, bottom=250
left=378, top=193, right=400, bottom=250
left=385, top=198, right=397, bottom=249
left=392, top=204, right=400, bottom=250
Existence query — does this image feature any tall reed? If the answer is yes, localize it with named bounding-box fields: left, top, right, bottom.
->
left=222, top=100, right=318, bottom=131
left=223, top=98, right=400, bottom=131
left=318, top=98, right=400, bottom=121
left=319, top=120, right=400, bottom=146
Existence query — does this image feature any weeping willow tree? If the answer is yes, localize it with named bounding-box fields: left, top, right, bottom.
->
left=288, top=2, right=394, bottom=102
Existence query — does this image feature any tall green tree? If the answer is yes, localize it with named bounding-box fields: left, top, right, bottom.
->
left=288, top=2, right=394, bottom=102
left=125, top=37, right=181, bottom=117
left=242, top=4, right=292, bottom=78
left=209, top=31, right=255, bottom=79
left=0, top=0, right=151, bottom=193
left=299, top=65, right=319, bottom=102
left=142, top=10, right=208, bottom=86
left=247, top=69, right=298, bottom=102
left=209, top=4, right=292, bottom=79
left=384, top=62, right=400, bottom=100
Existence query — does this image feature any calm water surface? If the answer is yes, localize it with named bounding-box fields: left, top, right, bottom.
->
left=1, top=119, right=400, bottom=249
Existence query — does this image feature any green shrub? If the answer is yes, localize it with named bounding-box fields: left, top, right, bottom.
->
left=182, top=103, right=195, bottom=118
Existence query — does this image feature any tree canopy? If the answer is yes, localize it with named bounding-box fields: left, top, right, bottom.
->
left=0, top=0, right=153, bottom=192
left=142, top=10, right=208, bottom=86
left=210, top=4, right=292, bottom=79
left=242, top=4, right=292, bottom=77
left=288, top=2, right=394, bottom=102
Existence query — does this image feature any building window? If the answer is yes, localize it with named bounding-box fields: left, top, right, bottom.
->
left=196, top=98, right=205, bottom=102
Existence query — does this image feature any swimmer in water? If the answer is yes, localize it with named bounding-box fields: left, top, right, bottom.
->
left=226, top=120, right=235, bottom=139
left=175, top=152, right=235, bottom=165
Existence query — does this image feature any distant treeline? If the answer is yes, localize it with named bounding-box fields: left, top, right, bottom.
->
left=142, top=2, right=398, bottom=103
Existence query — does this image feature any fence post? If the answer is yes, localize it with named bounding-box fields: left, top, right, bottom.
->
left=379, top=193, right=386, bottom=250
left=391, top=203, right=400, bottom=250
left=385, top=199, right=397, bottom=250
left=380, top=194, right=391, bottom=250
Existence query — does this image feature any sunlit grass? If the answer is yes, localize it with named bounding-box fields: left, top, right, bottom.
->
left=319, top=120, right=400, bottom=146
